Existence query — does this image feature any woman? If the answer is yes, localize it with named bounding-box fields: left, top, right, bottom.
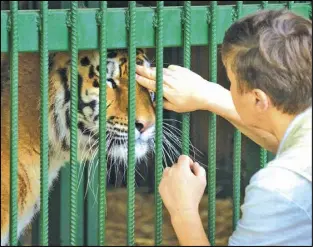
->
left=135, top=9, right=312, bottom=246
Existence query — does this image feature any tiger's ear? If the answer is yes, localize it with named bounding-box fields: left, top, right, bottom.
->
left=140, top=48, right=147, bottom=54
left=48, top=52, right=57, bottom=72
left=136, top=48, right=147, bottom=55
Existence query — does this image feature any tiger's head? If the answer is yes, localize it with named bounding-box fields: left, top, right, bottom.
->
left=48, top=49, right=155, bottom=164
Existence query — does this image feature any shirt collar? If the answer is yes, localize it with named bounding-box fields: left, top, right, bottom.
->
left=277, top=106, right=312, bottom=156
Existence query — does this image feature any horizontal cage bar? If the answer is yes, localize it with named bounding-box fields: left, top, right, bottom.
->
left=1, top=3, right=311, bottom=52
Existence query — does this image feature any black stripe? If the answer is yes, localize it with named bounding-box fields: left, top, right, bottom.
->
left=57, top=67, right=70, bottom=105
left=108, top=51, right=117, bottom=58
left=20, top=164, right=31, bottom=192
left=119, top=57, right=127, bottom=65
left=18, top=173, right=27, bottom=211
left=49, top=142, right=54, bottom=159
left=54, top=109, right=60, bottom=139
left=88, top=65, right=95, bottom=79
left=65, top=108, right=70, bottom=129
left=78, top=121, right=99, bottom=140
left=93, top=79, right=99, bottom=88
left=80, top=56, right=90, bottom=66
left=107, top=78, right=117, bottom=89
left=77, top=74, right=97, bottom=117
left=62, top=138, right=70, bottom=151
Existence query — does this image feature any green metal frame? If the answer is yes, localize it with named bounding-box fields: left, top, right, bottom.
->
left=1, top=3, right=311, bottom=52
left=2, top=1, right=311, bottom=246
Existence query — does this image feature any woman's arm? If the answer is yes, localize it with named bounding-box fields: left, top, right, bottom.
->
left=159, top=156, right=210, bottom=246
left=171, top=211, right=210, bottom=246
left=135, top=65, right=279, bottom=153
left=199, top=82, right=279, bottom=153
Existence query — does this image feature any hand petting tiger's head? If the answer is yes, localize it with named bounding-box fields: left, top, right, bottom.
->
left=48, top=48, right=156, bottom=164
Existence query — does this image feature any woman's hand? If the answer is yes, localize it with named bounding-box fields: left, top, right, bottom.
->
left=136, top=64, right=214, bottom=113
left=136, top=64, right=279, bottom=153
left=159, top=155, right=207, bottom=220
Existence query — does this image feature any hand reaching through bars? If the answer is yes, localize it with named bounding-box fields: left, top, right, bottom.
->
left=136, top=64, right=222, bottom=113
left=159, top=155, right=206, bottom=217
left=136, top=64, right=279, bottom=154
left=158, top=155, right=210, bottom=246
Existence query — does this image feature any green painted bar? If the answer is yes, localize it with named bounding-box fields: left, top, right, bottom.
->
left=9, top=1, right=19, bottom=246
left=154, top=1, right=164, bottom=246
left=262, top=1, right=268, bottom=9
left=59, top=166, right=70, bottom=245
left=1, top=3, right=311, bottom=52
left=127, top=1, right=137, bottom=246
left=58, top=165, right=84, bottom=246
left=232, top=1, right=242, bottom=232
left=98, top=1, right=108, bottom=246
left=39, top=1, right=49, bottom=246
left=208, top=2, right=217, bottom=245
left=69, top=1, right=79, bottom=246
left=2, top=2, right=312, bottom=246
left=77, top=169, right=85, bottom=246
left=86, top=162, right=99, bottom=246
left=31, top=217, right=40, bottom=245
left=181, top=1, right=191, bottom=155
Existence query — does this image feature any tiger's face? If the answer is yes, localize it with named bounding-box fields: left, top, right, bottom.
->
left=49, top=49, right=155, bottom=164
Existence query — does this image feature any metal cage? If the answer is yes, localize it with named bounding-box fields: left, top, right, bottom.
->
left=1, top=1, right=311, bottom=246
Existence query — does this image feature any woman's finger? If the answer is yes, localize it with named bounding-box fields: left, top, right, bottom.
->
left=163, top=99, right=181, bottom=112
left=162, top=167, right=171, bottom=177
left=136, top=65, right=157, bottom=80
left=136, top=73, right=157, bottom=92
left=191, top=162, right=206, bottom=177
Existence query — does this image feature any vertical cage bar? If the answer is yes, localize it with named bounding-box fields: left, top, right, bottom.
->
left=39, top=1, right=49, bottom=245
left=9, top=1, right=19, bottom=245
left=232, top=1, right=242, bottom=231
left=154, top=1, right=164, bottom=246
left=181, top=1, right=191, bottom=155
left=288, top=1, right=294, bottom=10
left=127, top=1, right=136, bottom=246
left=261, top=1, right=268, bottom=9
left=208, top=1, right=217, bottom=245
left=98, top=1, right=108, bottom=246
left=260, top=1, right=268, bottom=168
left=69, top=1, right=79, bottom=246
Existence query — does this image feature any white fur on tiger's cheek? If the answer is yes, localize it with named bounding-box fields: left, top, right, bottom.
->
left=106, top=80, right=114, bottom=88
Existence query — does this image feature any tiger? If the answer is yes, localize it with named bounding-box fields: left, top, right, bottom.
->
left=1, top=49, right=156, bottom=245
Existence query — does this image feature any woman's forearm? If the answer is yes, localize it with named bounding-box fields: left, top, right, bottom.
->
left=200, top=82, right=279, bottom=154
left=171, top=211, right=210, bottom=246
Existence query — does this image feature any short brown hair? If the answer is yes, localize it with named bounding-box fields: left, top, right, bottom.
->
left=221, top=9, right=312, bottom=115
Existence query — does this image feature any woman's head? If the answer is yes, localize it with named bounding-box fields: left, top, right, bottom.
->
left=221, top=9, right=312, bottom=126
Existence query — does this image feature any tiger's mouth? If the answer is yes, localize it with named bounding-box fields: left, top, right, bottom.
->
left=106, top=126, right=155, bottom=163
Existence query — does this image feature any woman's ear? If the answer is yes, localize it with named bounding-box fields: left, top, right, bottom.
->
left=252, top=89, right=270, bottom=112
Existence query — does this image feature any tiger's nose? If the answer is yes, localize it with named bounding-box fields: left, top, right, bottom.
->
left=135, top=120, right=153, bottom=133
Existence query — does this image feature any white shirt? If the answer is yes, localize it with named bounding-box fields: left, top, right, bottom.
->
left=228, top=107, right=312, bottom=246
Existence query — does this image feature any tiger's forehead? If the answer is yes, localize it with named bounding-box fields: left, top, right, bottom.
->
left=78, top=49, right=150, bottom=80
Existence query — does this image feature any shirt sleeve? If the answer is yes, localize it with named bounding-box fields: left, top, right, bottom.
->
left=228, top=183, right=312, bottom=246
